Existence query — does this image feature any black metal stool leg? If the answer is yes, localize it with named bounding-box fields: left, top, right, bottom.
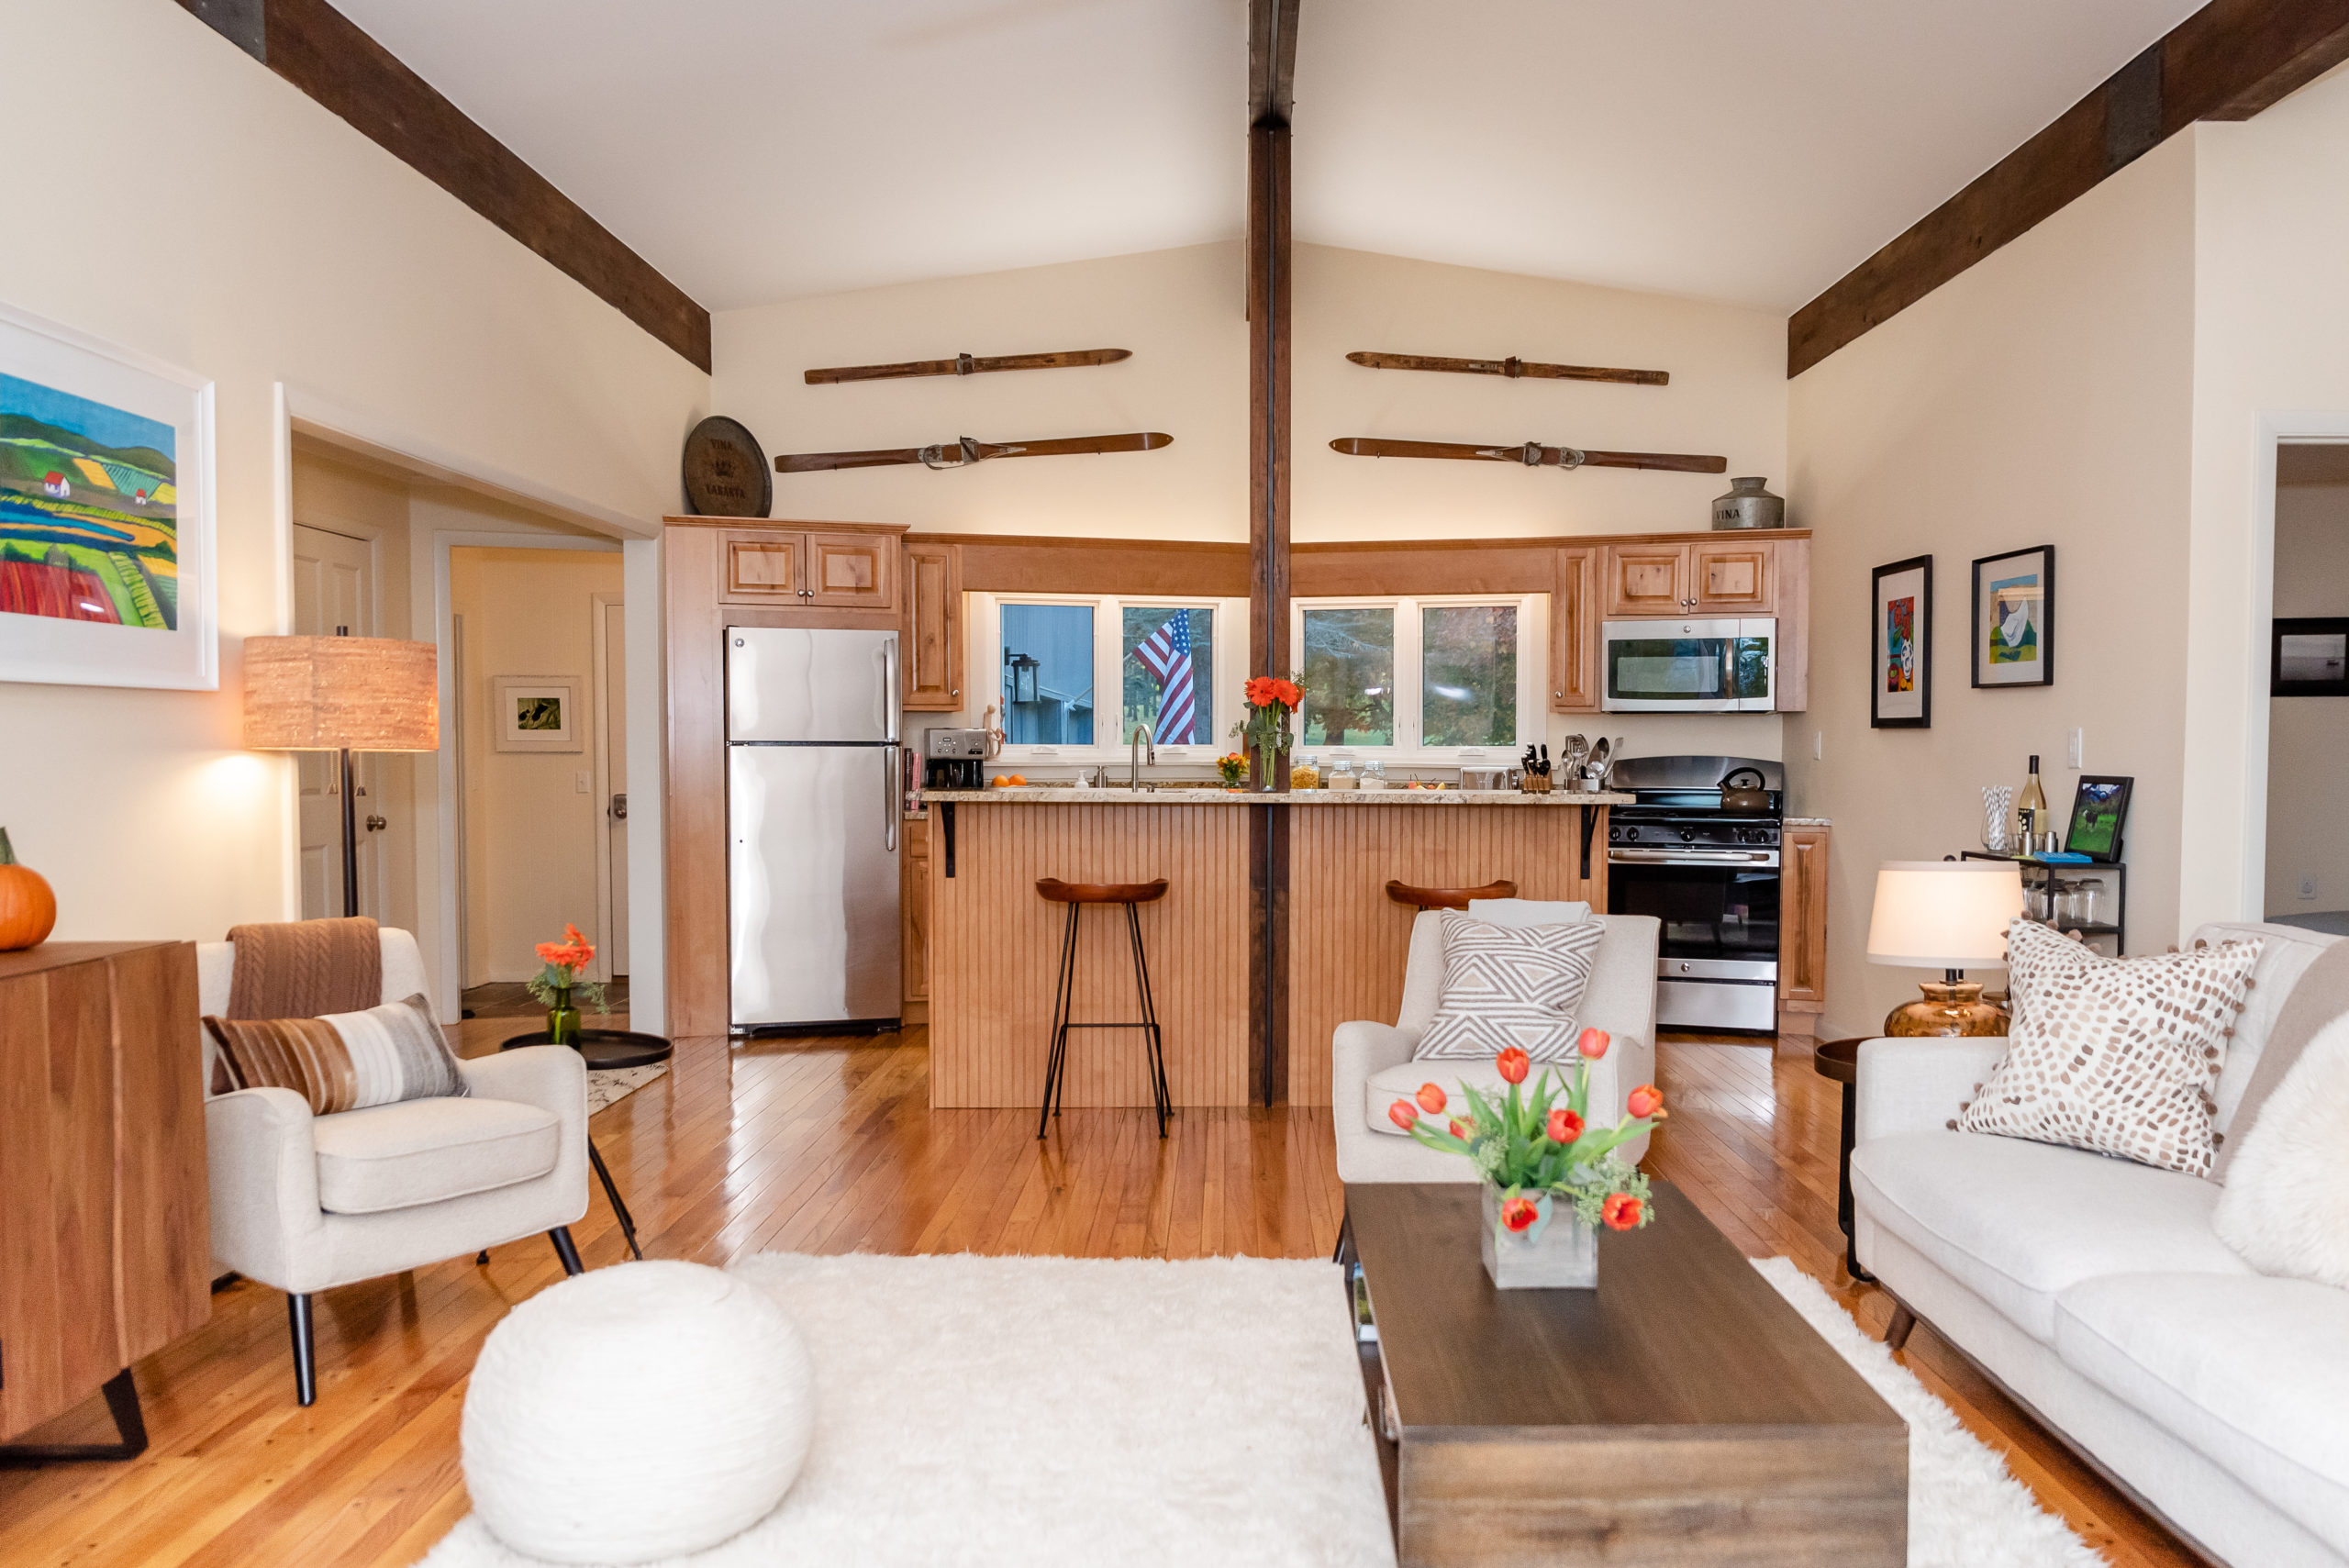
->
left=588, top=1138, right=643, bottom=1260
left=0, top=1367, right=150, bottom=1464
left=1039, top=901, right=1082, bottom=1138
left=1125, top=901, right=1169, bottom=1137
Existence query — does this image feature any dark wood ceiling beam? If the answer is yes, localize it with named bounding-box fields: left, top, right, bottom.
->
left=177, top=0, right=711, bottom=372
left=1250, top=0, right=1301, bottom=126
left=1790, top=0, right=2349, bottom=378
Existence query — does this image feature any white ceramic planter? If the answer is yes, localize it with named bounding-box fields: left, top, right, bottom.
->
left=1479, top=1184, right=1598, bottom=1289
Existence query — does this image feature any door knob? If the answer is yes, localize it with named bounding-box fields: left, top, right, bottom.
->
left=611, top=794, right=629, bottom=820
left=364, top=815, right=388, bottom=832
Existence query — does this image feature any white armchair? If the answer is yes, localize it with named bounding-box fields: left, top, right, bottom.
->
left=199, top=928, right=588, bottom=1405
left=1331, top=911, right=1663, bottom=1184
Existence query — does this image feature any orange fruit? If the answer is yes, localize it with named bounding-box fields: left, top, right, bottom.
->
left=1008, top=773, right=1028, bottom=785
left=991, top=774, right=1009, bottom=787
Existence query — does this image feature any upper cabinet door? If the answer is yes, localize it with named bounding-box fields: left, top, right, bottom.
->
left=1601, top=543, right=1689, bottom=617
left=1550, top=546, right=1600, bottom=712
left=806, top=532, right=898, bottom=610
left=1690, top=541, right=1775, bottom=613
left=720, top=531, right=804, bottom=603
left=902, top=543, right=963, bottom=711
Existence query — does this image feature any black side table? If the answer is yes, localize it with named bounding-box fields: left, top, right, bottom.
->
left=1812, top=1038, right=1874, bottom=1283
left=501, top=1029, right=674, bottom=1261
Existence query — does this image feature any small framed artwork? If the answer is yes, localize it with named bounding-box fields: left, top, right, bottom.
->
left=2063, top=775, right=2132, bottom=862
left=493, top=675, right=583, bottom=752
left=2272, top=617, right=2349, bottom=696
left=1871, top=555, right=1932, bottom=728
left=1972, top=545, right=2055, bottom=687
left=0, top=300, right=217, bottom=689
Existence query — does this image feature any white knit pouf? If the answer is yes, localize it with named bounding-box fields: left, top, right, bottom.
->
left=462, top=1261, right=815, bottom=1564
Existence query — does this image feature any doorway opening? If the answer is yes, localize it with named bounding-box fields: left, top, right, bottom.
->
left=450, top=545, right=629, bottom=1021
left=2264, top=442, right=2349, bottom=937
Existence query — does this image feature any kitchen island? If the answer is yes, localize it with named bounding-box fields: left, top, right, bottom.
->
left=919, top=787, right=1631, bottom=1109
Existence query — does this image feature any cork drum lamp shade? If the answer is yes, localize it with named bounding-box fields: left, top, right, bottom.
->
left=243, top=636, right=440, bottom=753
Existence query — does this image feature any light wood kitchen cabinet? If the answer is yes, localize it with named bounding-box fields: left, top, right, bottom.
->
left=0, top=941, right=208, bottom=1445
left=902, top=542, right=964, bottom=712
left=902, top=816, right=930, bottom=1024
left=1690, top=540, right=1774, bottom=612
left=1601, top=541, right=1691, bottom=617
left=1550, top=545, right=1599, bottom=712
left=1777, top=824, right=1830, bottom=1041
left=717, top=525, right=898, bottom=611
left=1605, top=539, right=1777, bottom=617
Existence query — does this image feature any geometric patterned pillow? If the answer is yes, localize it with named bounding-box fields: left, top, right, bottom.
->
left=1414, top=912, right=1605, bottom=1062
left=204, top=993, right=469, bottom=1116
left=1955, top=921, right=2263, bottom=1175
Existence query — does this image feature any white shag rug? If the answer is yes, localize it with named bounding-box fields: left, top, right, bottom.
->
left=422, top=1253, right=2109, bottom=1568
left=587, top=1063, right=666, bottom=1118
left=1753, top=1258, right=2107, bottom=1568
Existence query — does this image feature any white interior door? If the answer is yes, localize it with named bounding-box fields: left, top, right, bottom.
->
left=596, top=595, right=629, bottom=978
left=290, top=524, right=381, bottom=919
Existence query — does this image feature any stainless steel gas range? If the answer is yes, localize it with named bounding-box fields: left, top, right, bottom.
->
left=1602, top=754, right=1785, bottom=1034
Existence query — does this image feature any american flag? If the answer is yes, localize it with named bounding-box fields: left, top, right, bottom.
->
left=1133, top=613, right=1197, bottom=742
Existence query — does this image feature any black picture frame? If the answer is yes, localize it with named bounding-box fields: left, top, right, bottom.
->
left=1871, top=555, right=1932, bottom=728
left=2272, top=617, right=2349, bottom=696
left=2062, top=775, right=2132, bottom=862
left=1971, top=545, right=2056, bottom=688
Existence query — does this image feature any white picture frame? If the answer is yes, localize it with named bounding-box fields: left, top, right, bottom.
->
left=493, top=674, right=583, bottom=752
left=0, top=301, right=217, bottom=689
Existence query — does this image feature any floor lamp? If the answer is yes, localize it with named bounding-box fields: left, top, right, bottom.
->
left=244, top=628, right=440, bottom=917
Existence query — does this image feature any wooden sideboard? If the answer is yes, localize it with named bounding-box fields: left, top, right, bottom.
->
left=0, top=940, right=207, bottom=1453
left=1777, top=825, right=1831, bottom=1044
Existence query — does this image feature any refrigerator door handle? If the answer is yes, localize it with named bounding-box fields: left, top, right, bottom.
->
left=882, top=640, right=899, bottom=742
left=882, top=745, right=898, bottom=851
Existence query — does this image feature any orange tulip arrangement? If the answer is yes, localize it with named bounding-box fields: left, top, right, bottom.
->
left=1387, top=1029, right=1663, bottom=1249
left=527, top=922, right=605, bottom=1043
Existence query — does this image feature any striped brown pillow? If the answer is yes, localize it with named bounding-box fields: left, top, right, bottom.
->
left=205, top=993, right=469, bottom=1115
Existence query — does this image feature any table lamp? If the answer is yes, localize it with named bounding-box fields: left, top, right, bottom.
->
left=1865, top=860, right=2025, bottom=1037
left=243, top=628, right=439, bottom=917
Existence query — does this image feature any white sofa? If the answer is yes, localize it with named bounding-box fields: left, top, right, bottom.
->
left=1332, top=909, right=1661, bottom=1184
left=201, top=927, right=590, bottom=1405
left=1853, top=919, right=2349, bottom=1568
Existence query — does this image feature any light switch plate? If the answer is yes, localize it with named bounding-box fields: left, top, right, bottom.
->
left=575, top=771, right=591, bottom=794
left=2066, top=728, right=2084, bottom=768
left=2301, top=875, right=2320, bottom=900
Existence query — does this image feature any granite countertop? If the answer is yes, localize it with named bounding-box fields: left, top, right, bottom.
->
left=1782, top=817, right=1833, bottom=827
left=920, top=787, right=1634, bottom=806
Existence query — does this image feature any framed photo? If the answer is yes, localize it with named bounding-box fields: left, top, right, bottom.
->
left=1871, top=555, right=1932, bottom=728
left=2272, top=617, right=2349, bottom=696
left=2063, top=774, right=2132, bottom=862
left=493, top=675, right=583, bottom=752
left=0, top=301, right=217, bottom=689
left=1972, top=545, right=2055, bottom=688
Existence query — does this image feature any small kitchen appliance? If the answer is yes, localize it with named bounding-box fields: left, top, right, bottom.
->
left=924, top=727, right=994, bottom=790
left=1601, top=618, right=1776, bottom=712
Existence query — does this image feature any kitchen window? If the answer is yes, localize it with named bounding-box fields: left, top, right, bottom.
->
left=1292, top=595, right=1542, bottom=761
left=972, top=593, right=1247, bottom=763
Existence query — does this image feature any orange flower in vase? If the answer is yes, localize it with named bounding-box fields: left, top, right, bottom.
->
left=1495, top=1046, right=1531, bottom=1085
left=1499, top=1195, right=1542, bottom=1234
left=1626, top=1084, right=1666, bottom=1120
left=528, top=922, right=606, bottom=1045
left=1546, top=1107, right=1584, bottom=1144
left=1601, top=1193, right=1645, bottom=1231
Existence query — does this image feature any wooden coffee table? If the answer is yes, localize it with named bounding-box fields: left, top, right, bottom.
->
left=1345, top=1181, right=1906, bottom=1566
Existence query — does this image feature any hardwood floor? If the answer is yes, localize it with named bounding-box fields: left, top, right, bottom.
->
left=0, top=1028, right=2199, bottom=1566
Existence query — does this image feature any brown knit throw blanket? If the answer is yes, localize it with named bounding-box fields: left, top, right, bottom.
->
left=225, top=916, right=383, bottom=1019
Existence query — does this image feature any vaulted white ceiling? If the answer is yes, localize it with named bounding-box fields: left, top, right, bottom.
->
left=331, top=0, right=2203, bottom=315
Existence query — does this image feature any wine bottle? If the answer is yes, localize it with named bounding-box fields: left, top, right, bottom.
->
left=2017, top=754, right=2048, bottom=851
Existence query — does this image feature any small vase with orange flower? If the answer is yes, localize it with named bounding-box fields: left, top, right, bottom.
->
left=1386, top=1029, right=1664, bottom=1289
left=1231, top=675, right=1299, bottom=792
left=526, top=923, right=605, bottom=1046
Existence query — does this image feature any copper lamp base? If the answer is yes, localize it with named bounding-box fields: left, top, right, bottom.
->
left=1883, top=979, right=2009, bottom=1038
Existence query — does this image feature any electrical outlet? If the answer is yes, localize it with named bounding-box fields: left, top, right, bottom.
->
left=2300, top=874, right=2320, bottom=901
left=2067, top=728, right=2084, bottom=769
left=1813, top=729, right=1824, bottom=761
left=574, top=771, right=591, bottom=795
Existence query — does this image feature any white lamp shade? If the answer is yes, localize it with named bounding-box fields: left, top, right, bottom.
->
left=1865, top=860, right=2025, bottom=969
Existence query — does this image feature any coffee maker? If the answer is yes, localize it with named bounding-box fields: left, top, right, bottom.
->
left=923, top=728, right=991, bottom=789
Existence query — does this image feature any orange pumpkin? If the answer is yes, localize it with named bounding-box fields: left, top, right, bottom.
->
left=0, top=828, right=56, bottom=951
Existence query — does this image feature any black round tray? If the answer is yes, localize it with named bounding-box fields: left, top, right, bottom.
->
left=501, top=1028, right=674, bottom=1070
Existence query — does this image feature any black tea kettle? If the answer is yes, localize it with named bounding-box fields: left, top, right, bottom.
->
left=1719, top=766, right=1771, bottom=814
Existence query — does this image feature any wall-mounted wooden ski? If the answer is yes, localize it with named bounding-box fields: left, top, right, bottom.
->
left=803, top=348, right=1131, bottom=385
left=1330, top=437, right=1722, bottom=473
left=776, top=431, right=1172, bottom=473
left=1346, top=350, right=1667, bottom=386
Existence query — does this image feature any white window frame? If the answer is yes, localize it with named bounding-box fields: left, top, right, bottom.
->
left=971, top=592, right=1250, bottom=766
left=1289, top=593, right=1547, bottom=765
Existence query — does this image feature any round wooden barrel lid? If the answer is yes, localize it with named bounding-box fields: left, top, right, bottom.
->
left=681, top=416, right=771, bottom=517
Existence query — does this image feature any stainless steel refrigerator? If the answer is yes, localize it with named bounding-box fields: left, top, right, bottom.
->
left=726, top=627, right=901, bottom=1029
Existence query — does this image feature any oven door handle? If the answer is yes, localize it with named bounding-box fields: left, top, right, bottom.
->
left=1607, top=848, right=1780, bottom=866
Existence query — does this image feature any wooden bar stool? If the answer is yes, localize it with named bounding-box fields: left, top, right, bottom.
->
left=1034, top=878, right=1172, bottom=1140
left=1384, top=878, right=1516, bottom=910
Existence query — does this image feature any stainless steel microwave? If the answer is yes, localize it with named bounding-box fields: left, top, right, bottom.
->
left=1600, top=617, right=1776, bottom=712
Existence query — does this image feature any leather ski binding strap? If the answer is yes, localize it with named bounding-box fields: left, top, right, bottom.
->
left=919, top=436, right=983, bottom=470
left=954, top=352, right=976, bottom=376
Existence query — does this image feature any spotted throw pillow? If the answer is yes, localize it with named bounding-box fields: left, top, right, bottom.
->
left=206, top=993, right=469, bottom=1115
left=1414, top=912, right=1605, bottom=1062
left=1955, top=921, right=2264, bottom=1175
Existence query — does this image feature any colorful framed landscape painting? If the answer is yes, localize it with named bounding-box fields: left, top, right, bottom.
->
left=0, top=302, right=215, bottom=689
left=1871, top=555, right=1932, bottom=728
left=1971, top=545, right=2054, bottom=688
